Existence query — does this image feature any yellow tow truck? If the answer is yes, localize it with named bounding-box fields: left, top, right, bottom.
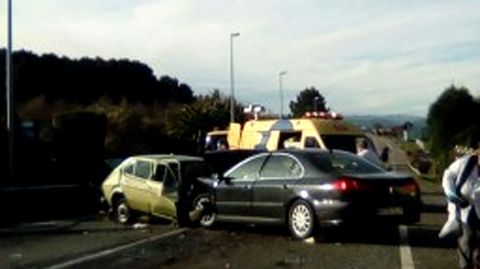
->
left=205, top=111, right=371, bottom=153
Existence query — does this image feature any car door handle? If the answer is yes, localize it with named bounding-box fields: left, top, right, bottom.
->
left=244, top=185, right=252, bottom=190
left=282, top=184, right=289, bottom=189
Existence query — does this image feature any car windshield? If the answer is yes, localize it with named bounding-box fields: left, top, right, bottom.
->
left=306, top=151, right=385, bottom=174
left=105, top=158, right=125, bottom=170
left=205, top=134, right=228, bottom=151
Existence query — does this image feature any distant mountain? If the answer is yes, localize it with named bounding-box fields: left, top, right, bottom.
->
left=345, top=114, right=427, bottom=139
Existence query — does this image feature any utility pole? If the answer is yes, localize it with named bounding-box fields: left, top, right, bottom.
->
left=314, top=96, right=319, bottom=111
left=229, top=32, right=240, bottom=123
left=6, top=0, right=14, bottom=183
left=278, top=71, right=287, bottom=119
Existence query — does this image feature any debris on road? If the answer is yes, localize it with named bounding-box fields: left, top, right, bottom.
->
left=303, top=237, right=315, bottom=244
left=10, top=253, right=22, bottom=260
left=131, top=223, right=148, bottom=230
left=277, top=255, right=305, bottom=267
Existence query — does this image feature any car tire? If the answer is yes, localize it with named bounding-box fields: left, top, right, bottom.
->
left=288, top=200, right=315, bottom=240
left=114, top=197, right=135, bottom=225
left=192, top=194, right=216, bottom=228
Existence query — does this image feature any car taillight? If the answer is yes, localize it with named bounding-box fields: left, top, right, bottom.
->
left=332, top=177, right=361, bottom=192
left=401, top=181, right=419, bottom=196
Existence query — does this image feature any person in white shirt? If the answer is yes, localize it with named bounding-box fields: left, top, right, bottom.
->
left=355, top=138, right=382, bottom=166
left=441, top=143, right=480, bottom=269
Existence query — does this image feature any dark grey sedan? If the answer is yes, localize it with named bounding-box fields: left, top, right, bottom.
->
left=193, top=149, right=421, bottom=239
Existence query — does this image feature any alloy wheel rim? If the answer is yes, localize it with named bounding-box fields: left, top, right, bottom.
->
left=291, top=204, right=312, bottom=237
left=196, top=197, right=214, bottom=225
left=117, top=203, right=130, bottom=223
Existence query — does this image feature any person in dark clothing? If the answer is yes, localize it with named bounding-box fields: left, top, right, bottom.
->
left=381, top=146, right=390, bottom=163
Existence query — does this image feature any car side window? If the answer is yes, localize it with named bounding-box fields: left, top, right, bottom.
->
left=154, top=164, right=166, bottom=182
left=123, top=163, right=134, bottom=176
left=134, top=160, right=152, bottom=179
left=260, top=155, right=302, bottom=179
left=169, top=162, right=180, bottom=181
left=163, top=167, right=178, bottom=193
left=226, top=155, right=267, bottom=181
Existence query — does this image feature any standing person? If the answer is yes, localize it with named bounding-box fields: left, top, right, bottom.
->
left=356, top=138, right=382, bottom=166
left=441, top=142, right=480, bottom=269
left=381, top=146, right=390, bottom=163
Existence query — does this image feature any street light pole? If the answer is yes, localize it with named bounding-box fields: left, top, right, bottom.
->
left=229, top=32, right=240, bottom=123
left=278, top=71, right=287, bottom=119
left=6, top=0, right=14, bottom=183
left=314, top=96, right=319, bottom=111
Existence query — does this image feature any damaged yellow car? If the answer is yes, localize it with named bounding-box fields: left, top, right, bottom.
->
left=101, top=155, right=211, bottom=224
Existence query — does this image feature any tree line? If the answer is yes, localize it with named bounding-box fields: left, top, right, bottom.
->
left=0, top=49, right=248, bottom=186
left=0, top=49, right=194, bottom=106
left=0, top=49, right=250, bottom=158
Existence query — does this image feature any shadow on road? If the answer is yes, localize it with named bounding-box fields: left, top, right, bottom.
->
left=0, top=214, right=125, bottom=237
left=422, top=202, right=447, bottom=213
left=408, top=224, right=456, bottom=249
left=0, top=223, right=130, bottom=238
left=204, top=218, right=455, bottom=250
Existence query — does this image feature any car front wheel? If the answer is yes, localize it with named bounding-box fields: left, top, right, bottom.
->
left=193, top=195, right=216, bottom=228
left=288, top=200, right=315, bottom=240
left=114, top=198, right=134, bottom=224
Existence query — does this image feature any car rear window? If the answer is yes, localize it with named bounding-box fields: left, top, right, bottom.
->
left=306, top=151, right=385, bottom=174
left=320, top=135, right=358, bottom=153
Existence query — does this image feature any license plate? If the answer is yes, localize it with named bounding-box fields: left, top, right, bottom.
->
left=377, top=207, right=403, bottom=216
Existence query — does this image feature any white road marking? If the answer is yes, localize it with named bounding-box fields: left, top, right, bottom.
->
left=46, top=228, right=188, bottom=269
left=399, top=225, right=415, bottom=269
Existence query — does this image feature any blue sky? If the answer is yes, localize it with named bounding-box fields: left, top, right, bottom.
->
left=1, top=0, right=479, bottom=116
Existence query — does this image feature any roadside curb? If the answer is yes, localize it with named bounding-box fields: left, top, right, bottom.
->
left=46, top=228, right=189, bottom=269
left=407, top=162, right=422, bottom=177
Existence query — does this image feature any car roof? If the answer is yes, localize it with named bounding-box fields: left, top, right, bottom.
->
left=273, top=148, right=359, bottom=159
left=276, top=148, right=330, bottom=156
left=130, top=154, right=204, bottom=162
left=278, top=148, right=351, bottom=153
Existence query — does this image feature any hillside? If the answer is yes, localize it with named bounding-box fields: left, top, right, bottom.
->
left=345, top=114, right=427, bottom=139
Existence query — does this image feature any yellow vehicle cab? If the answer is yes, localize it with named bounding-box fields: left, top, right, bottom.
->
left=206, top=111, right=369, bottom=153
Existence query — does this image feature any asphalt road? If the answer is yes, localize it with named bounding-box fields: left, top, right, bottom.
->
left=0, top=136, right=458, bottom=269
left=0, top=215, right=177, bottom=269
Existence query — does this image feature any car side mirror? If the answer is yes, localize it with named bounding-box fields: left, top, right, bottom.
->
left=214, top=173, right=232, bottom=184
left=222, top=176, right=232, bottom=184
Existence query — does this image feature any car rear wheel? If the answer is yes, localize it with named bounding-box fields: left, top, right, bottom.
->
left=114, top=197, right=134, bottom=224
left=288, top=200, right=315, bottom=240
left=193, top=195, right=216, bottom=228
